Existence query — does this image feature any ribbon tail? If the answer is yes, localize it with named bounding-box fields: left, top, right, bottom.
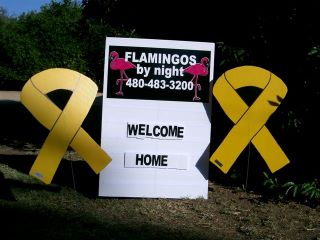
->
left=71, top=129, right=111, bottom=173
left=30, top=131, right=70, bottom=184
left=210, top=120, right=253, bottom=173
left=252, top=127, right=290, bottom=173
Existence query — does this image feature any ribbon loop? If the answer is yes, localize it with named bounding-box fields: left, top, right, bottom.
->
left=20, top=68, right=111, bottom=184
left=210, top=66, right=290, bottom=173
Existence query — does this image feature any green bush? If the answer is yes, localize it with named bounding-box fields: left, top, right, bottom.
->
left=263, top=172, right=320, bottom=206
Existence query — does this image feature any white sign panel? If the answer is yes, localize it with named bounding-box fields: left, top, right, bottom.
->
left=99, top=37, right=215, bottom=199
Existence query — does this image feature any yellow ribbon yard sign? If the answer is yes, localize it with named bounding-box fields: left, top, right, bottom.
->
left=210, top=66, right=290, bottom=173
left=20, top=68, right=111, bottom=184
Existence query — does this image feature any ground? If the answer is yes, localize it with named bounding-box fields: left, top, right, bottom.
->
left=0, top=92, right=319, bottom=239
left=0, top=142, right=319, bottom=240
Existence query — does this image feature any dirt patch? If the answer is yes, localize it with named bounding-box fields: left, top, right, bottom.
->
left=0, top=142, right=319, bottom=240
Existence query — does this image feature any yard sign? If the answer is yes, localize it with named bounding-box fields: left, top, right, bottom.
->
left=99, top=37, right=215, bottom=198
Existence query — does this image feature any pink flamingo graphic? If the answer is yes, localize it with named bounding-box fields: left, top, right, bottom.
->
left=109, top=51, right=136, bottom=96
left=183, top=57, right=209, bottom=101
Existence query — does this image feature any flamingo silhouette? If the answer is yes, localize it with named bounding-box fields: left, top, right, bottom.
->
left=183, top=57, right=209, bottom=101
left=109, top=51, right=136, bottom=96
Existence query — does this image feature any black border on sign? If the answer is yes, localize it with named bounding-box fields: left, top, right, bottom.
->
left=106, top=46, right=211, bottom=102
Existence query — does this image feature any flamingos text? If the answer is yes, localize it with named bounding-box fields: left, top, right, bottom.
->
left=125, top=52, right=196, bottom=65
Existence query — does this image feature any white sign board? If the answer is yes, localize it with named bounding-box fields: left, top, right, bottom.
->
left=99, top=37, right=215, bottom=199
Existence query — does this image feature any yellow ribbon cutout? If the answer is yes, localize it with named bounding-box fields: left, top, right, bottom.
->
left=20, top=68, right=112, bottom=184
left=210, top=66, right=290, bottom=174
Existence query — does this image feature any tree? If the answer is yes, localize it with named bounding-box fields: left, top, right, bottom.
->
left=0, top=0, right=135, bottom=89
left=81, top=0, right=119, bottom=24
left=0, top=0, right=86, bottom=82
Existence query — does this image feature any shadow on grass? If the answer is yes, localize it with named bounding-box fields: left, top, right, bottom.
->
left=0, top=202, right=228, bottom=240
left=0, top=171, right=16, bottom=201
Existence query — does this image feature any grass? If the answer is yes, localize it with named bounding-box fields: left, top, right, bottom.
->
left=0, top=162, right=228, bottom=240
left=0, top=159, right=319, bottom=240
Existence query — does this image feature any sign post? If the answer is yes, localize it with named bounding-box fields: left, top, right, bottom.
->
left=99, top=37, right=215, bottom=198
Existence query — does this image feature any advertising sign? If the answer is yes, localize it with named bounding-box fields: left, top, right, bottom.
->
left=99, top=37, right=215, bottom=198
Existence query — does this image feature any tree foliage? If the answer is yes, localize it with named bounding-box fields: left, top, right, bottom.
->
left=0, top=0, right=135, bottom=88
left=0, top=0, right=83, bottom=81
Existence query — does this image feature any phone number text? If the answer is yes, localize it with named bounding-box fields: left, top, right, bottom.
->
left=125, top=78, right=194, bottom=91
